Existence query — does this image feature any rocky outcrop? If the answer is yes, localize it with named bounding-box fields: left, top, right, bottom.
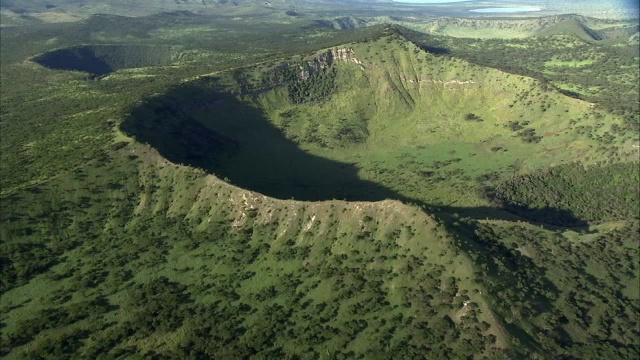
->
left=260, top=47, right=364, bottom=102
left=299, top=47, right=364, bottom=80
left=326, top=47, right=364, bottom=67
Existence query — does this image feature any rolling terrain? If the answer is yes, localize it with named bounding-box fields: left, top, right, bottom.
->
left=0, top=8, right=638, bottom=360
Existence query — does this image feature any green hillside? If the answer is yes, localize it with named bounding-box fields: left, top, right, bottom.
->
left=1, top=17, right=638, bottom=359
left=397, top=25, right=640, bottom=128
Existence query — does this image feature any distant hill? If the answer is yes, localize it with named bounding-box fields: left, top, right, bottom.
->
left=419, top=14, right=640, bottom=41
left=3, top=0, right=638, bottom=30
left=536, top=16, right=603, bottom=41
left=0, top=0, right=300, bottom=24
left=309, top=16, right=369, bottom=30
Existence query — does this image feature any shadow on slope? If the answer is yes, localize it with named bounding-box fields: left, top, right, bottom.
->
left=435, top=205, right=589, bottom=228
left=121, top=82, right=404, bottom=202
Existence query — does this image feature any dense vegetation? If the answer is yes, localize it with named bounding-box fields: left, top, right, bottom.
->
left=266, top=62, right=338, bottom=104
left=487, top=162, right=640, bottom=225
left=1, top=10, right=638, bottom=359
left=457, top=220, right=639, bottom=359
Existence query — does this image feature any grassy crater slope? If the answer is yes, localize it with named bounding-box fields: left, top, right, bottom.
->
left=123, top=29, right=636, bottom=213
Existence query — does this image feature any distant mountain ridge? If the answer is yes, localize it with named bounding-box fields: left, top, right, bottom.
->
left=3, top=1, right=638, bottom=29
left=419, top=14, right=639, bottom=40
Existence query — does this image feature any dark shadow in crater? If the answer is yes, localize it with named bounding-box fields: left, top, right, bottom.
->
left=34, top=46, right=113, bottom=76
left=121, top=81, right=406, bottom=202
left=32, top=45, right=178, bottom=77
left=121, top=79, right=593, bottom=229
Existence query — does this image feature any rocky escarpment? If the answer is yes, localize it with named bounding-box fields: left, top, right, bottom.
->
left=286, top=47, right=365, bottom=81
left=312, top=47, right=364, bottom=69
left=263, top=47, right=364, bottom=103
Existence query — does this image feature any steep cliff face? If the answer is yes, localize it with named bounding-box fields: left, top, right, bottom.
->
left=261, top=47, right=365, bottom=104
left=299, top=47, right=364, bottom=80
left=263, top=47, right=364, bottom=85
left=324, top=47, right=364, bottom=67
